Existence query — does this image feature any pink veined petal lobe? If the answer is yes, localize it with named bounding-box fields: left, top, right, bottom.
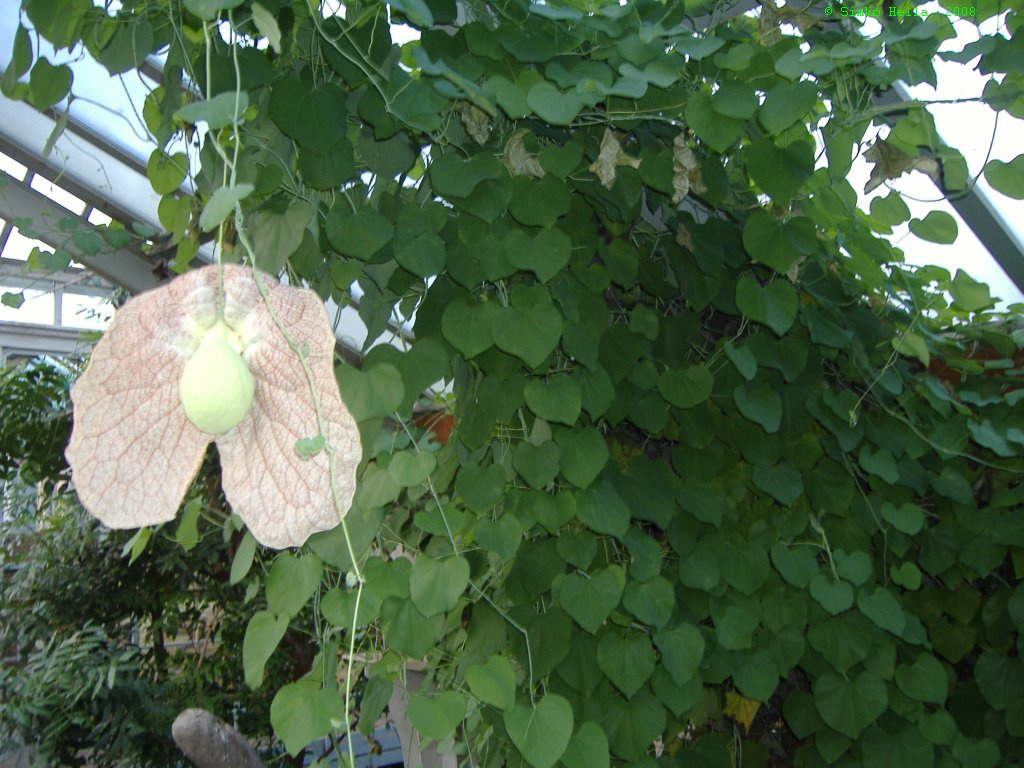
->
left=66, top=264, right=361, bottom=550
left=65, top=269, right=215, bottom=530
left=214, top=265, right=362, bottom=549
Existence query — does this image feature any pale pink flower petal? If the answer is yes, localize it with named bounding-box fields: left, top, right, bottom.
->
left=214, top=265, right=362, bottom=549
left=65, top=270, right=214, bottom=529
left=66, top=264, right=362, bottom=550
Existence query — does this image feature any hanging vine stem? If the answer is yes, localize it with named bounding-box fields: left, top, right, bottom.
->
left=234, top=206, right=367, bottom=768
left=847, top=293, right=938, bottom=428
left=807, top=512, right=841, bottom=582
left=391, top=413, right=538, bottom=704
left=201, top=15, right=368, bottom=768
left=307, top=3, right=389, bottom=103
left=201, top=21, right=228, bottom=320
left=840, top=451, right=889, bottom=577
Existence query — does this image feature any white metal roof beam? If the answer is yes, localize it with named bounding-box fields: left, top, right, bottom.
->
left=0, top=170, right=163, bottom=294
left=0, top=95, right=164, bottom=231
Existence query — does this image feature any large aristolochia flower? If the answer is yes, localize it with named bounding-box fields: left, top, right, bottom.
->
left=65, top=264, right=361, bottom=549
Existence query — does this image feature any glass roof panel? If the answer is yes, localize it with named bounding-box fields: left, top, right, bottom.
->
left=0, top=286, right=53, bottom=324
left=28, top=176, right=87, bottom=215
left=0, top=151, right=27, bottom=179
left=61, top=292, right=111, bottom=330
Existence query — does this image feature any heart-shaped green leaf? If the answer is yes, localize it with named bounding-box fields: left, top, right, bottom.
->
left=466, top=655, right=517, bottom=711
left=598, top=626, right=655, bottom=700
left=507, top=226, right=572, bottom=283
left=715, top=604, right=758, bottom=650
left=658, top=365, right=713, bottom=408
left=575, top=481, right=630, bottom=537
left=492, top=285, right=563, bottom=369
left=456, top=462, right=506, bottom=512
left=336, top=363, right=405, bottom=422
left=813, top=671, right=888, bottom=739
left=622, top=576, right=675, bottom=628
left=654, top=623, right=705, bottom=687
left=857, top=586, right=906, bottom=635
left=950, top=268, right=994, bottom=312
left=476, top=515, right=522, bottom=562
left=733, top=649, right=783, bottom=701
left=733, top=383, right=783, bottom=434
left=320, top=586, right=381, bottom=633
left=890, top=561, right=922, bottom=590
left=527, top=80, right=586, bottom=126
left=242, top=610, right=289, bottom=689
left=759, top=80, right=819, bottom=134
left=513, top=440, right=560, bottom=489
left=176, top=91, right=249, bottom=129
left=735, top=276, right=798, bottom=336
left=524, top=376, right=581, bottom=425
left=199, top=183, right=254, bottom=232
left=407, top=691, right=467, bottom=742
left=895, top=653, right=948, bottom=704
left=266, top=553, right=324, bottom=619
left=809, top=573, right=855, bottom=615
left=556, top=529, right=598, bottom=569
left=504, top=694, right=574, bottom=768
left=909, top=210, right=957, bottom=244
left=556, top=427, right=609, bottom=489
left=27, top=57, right=72, bottom=110
left=442, top=298, right=498, bottom=358
left=325, top=204, right=395, bottom=261
left=560, top=721, right=610, bottom=768
left=270, top=681, right=345, bottom=756
left=881, top=501, right=925, bottom=535
left=410, top=556, right=470, bottom=618
left=744, top=139, right=815, bottom=204
left=807, top=614, right=873, bottom=673
left=952, top=735, right=1001, bottom=768
left=147, top=149, right=188, bottom=195
left=752, top=461, right=804, bottom=505
left=380, top=597, right=445, bottom=659
left=387, top=450, right=437, bottom=487
left=556, top=565, right=625, bottom=634
left=686, top=91, right=744, bottom=153
left=858, top=446, right=899, bottom=483
left=770, top=542, right=819, bottom=588
left=599, top=689, right=667, bottom=761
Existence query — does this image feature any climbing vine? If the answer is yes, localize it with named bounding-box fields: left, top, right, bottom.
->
left=6, top=0, right=1024, bottom=766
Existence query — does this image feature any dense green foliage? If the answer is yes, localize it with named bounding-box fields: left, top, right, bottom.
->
left=6, top=0, right=1024, bottom=766
left=0, top=359, right=74, bottom=493
left=0, top=498, right=290, bottom=767
left=0, top=360, right=280, bottom=766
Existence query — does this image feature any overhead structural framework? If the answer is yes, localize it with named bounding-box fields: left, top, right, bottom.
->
left=0, top=92, right=393, bottom=366
left=0, top=97, right=166, bottom=233
left=0, top=167, right=165, bottom=295
left=874, top=84, right=1024, bottom=295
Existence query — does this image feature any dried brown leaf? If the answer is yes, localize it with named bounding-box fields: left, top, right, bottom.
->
left=864, top=139, right=940, bottom=194
left=590, top=128, right=641, bottom=189
left=502, top=130, right=546, bottom=178
left=456, top=102, right=491, bottom=146
left=672, top=134, right=706, bottom=204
